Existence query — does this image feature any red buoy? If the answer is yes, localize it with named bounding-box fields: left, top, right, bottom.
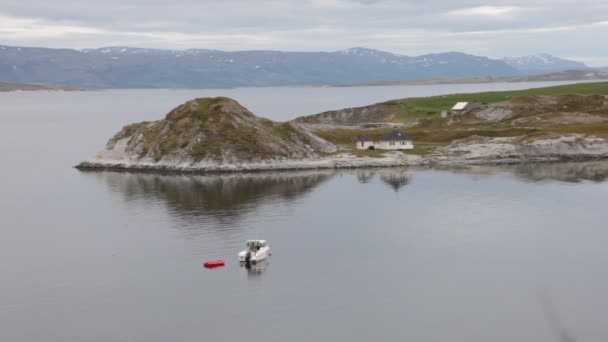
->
left=203, top=260, right=225, bottom=268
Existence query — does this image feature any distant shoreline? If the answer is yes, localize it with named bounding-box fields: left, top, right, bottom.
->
left=3, top=69, right=608, bottom=92
left=0, top=82, right=82, bottom=92
left=330, top=69, right=608, bottom=87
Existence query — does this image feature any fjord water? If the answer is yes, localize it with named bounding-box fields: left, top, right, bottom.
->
left=1, top=82, right=608, bottom=342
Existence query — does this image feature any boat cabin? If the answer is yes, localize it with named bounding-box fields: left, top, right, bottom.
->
left=246, top=240, right=267, bottom=252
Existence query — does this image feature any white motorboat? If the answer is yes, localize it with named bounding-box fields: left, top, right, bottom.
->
left=238, top=240, right=270, bottom=264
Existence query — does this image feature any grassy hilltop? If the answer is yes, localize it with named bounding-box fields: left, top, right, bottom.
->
left=92, top=97, right=336, bottom=165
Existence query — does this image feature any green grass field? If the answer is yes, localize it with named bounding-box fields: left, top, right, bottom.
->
left=392, top=82, right=608, bottom=120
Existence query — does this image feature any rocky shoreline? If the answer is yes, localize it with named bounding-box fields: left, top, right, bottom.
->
left=77, top=134, right=608, bottom=173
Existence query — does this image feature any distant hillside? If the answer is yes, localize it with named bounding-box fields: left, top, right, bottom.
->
left=297, top=82, right=608, bottom=126
left=302, top=82, right=608, bottom=162
left=0, top=44, right=550, bottom=89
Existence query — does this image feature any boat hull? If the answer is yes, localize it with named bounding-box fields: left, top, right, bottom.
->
left=238, top=246, right=270, bottom=264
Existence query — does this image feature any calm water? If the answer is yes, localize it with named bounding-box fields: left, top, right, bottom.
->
left=1, top=82, right=608, bottom=342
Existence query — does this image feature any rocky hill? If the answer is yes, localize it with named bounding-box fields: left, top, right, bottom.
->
left=77, top=97, right=336, bottom=171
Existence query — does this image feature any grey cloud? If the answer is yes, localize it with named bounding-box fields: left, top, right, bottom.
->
left=0, top=0, right=607, bottom=65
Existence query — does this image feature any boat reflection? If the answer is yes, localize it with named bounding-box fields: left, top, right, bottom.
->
left=240, top=259, right=269, bottom=278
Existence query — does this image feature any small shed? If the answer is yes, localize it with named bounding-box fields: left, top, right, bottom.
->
left=450, top=102, right=485, bottom=114
left=356, top=129, right=414, bottom=150
left=452, top=102, right=469, bottom=112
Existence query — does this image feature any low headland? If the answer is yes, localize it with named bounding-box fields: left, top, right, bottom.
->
left=77, top=82, right=608, bottom=173
left=0, top=81, right=80, bottom=92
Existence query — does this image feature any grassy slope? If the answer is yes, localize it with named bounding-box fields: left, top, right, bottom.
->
left=394, top=82, right=608, bottom=120
left=317, top=82, right=608, bottom=155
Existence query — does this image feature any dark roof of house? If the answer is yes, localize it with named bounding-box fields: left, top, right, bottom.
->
left=355, top=129, right=411, bottom=142
left=382, top=129, right=411, bottom=141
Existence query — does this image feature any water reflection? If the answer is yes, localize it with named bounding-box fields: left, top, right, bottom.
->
left=241, top=260, right=270, bottom=278
left=85, top=170, right=336, bottom=225
left=445, top=161, right=608, bottom=183
left=354, top=168, right=413, bottom=191
left=85, top=162, right=608, bottom=225
left=356, top=170, right=376, bottom=184
left=379, top=169, right=412, bottom=192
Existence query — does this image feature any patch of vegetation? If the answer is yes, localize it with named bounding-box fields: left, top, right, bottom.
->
left=315, top=128, right=392, bottom=145
left=110, top=122, right=148, bottom=142
left=405, top=143, right=442, bottom=156
left=273, top=122, right=303, bottom=141
left=140, top=123, right=162, bottom=158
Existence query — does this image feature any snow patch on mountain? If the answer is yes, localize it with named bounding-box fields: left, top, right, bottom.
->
left=502, top=53, right=587, bottom=72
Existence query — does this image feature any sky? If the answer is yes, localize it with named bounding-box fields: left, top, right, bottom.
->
left=1, top=0, right=607, bottom=66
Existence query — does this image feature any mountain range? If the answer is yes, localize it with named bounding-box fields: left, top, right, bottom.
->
left=0, top=44, right=594, bottom=88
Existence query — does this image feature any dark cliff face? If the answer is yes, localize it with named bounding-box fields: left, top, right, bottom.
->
left=93, top=97, right=336, bottom=165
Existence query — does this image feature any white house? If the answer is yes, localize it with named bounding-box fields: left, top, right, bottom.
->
left=356, top=129, right=414, bottom=150
left=450, top=102, right=485, bottom=114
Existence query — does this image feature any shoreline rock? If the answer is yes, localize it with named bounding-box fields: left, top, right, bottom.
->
left=77, top=134, right=608, bottom=173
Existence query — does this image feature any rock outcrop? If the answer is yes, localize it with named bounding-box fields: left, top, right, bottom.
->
left=434, top=134, right=608, bottom=164
left=77, top=97, right=337, bottom=171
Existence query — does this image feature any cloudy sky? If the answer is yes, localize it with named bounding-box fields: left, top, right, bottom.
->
left=1, top=0, right=607, bottom=65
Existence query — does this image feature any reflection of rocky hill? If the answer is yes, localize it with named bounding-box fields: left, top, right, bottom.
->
left=443, top=161, right=608, bottom=183
left=352, top=168, right=413, bottom=191
left=87, top=170, right=335, bottom=223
